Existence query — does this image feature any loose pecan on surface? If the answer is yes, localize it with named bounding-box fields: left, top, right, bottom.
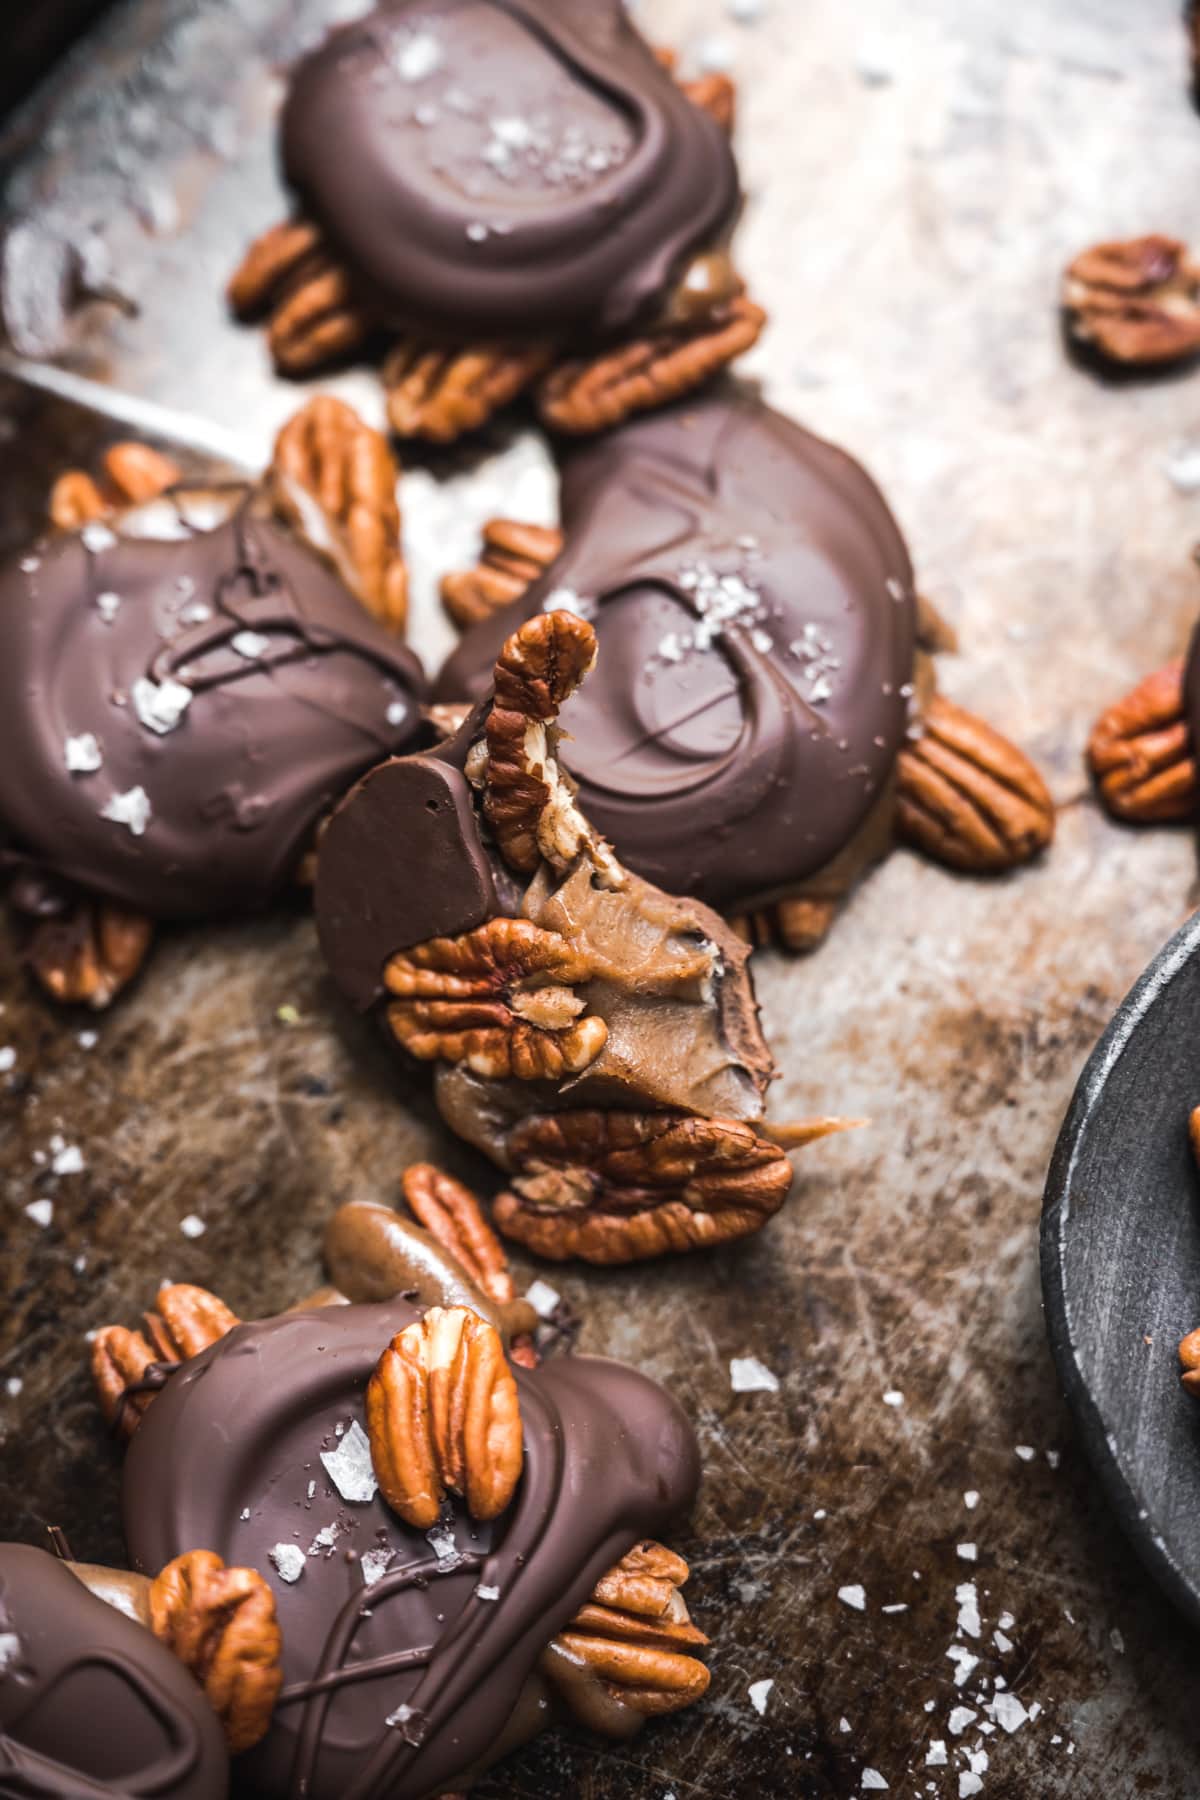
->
left=543, top=1540, right=709, bottom=1717
left=537, top=295, right=766, bottom=436
left=384, top=339, right=556, bottom=443
left=91, top=1284, right=239, bottom=1439
left=400, top=1163, right=537, bottom=1367
left=1087, top=659, right=1197, bottom=822
left=26, top=900, right=153, bottom=1011
left=895, top=694, right=1054, bottom=871
left=269, top=395, right=408, bottom=632
left=729, top=897, right=841, bottom=956
left=228, top=218, right=372, bottom=375
left=149, top=1550, right=283, bottom=1754
left=680, top=71, right=736, bottom=132
left=490, top=1110, right=800, bottom=1264
left=384, top=916, right=607, bottom=1080
left=441, top=519, right=564, bottom=632
left=366, top=1304, right=523, bottom=1529
left=1063, top=235, right=1200, bottom=367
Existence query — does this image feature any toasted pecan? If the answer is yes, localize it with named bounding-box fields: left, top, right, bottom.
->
left=365, top=1305, right=523, bottom=1529
left=895, top=694, right=1054, bottom=871
left=537, top=295, right=765, bottom=436
left=384, top=339, right=556, bottom=443
left=91, top=1284, right=239, bottom=1439
left=1063, top=235, right=1200, bottom=367
left=49, top=439, right=181, bottom=531
left=543, top=1540, right=709, bottom=1719
left=1087, top=659, right=1196, bottom=822
left=26, top=901, right=153, bottom=1011
left=149, top=1550, right=282, bottom=1753
left=401, top=1163, right=537, bottom=1368
left=491, top=1110, right=797, bottom=1264
left=270, top=395, right=407, bottom=631
left=441, top=519, right=564, bottom=632
left=729, top=897, right=841, bottom=956
left=385, top=916, right=607, bottom=1080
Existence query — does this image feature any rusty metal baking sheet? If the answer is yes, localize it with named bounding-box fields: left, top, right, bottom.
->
left=4, top=1, right=1200, bottom=1796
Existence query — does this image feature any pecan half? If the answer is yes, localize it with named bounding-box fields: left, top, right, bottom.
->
left=895, top=694, right=1054, bottom=871
left=270, top=395, right=408, bottom=632
left=49, top=440, right=181, bottom=530
left=26, top=900, right=153, bottom=1010
left=91, top=1284, right=239, bottom=1438
left=365, top=1305, right=523, bottom=1529
left=543, top=1542, right=709, bottom=1718
left=1182, top=1325, right=1200, bottom=1398
left=1063, top=235, right=1200, bottom=367
left=537, top=295, right=766, bottom=436
left=484, top=609, right=620, bottom=880
left=441, top=519, right=564, bottom=632
left=384, top=916, right=607, bottom=1080
left=384, top=339, right=556, bottom=443
left=401, top=1163, right=537, bottom=1368
left=149, top=1550, right=282, bottom=1753
left=1087, top=659, right=1196, bottom=822
left=229, top=219, right=372, bottom=375
left=491, top=1110, right=797, bottom=1264
left=729, top=897, right=841, bottom=956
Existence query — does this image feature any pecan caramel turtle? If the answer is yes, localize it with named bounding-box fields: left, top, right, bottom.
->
left=88, top=1199, right=710, bottom=1797
left=316, top=607, right=849, bottom=1262
left=229, top=0, right=762, bottom=441
left=437, top=391, right=1055, bottom=953
left=0, top=398, right=421, bottom=1008
left=1063, top=235, right=1200, bottom=369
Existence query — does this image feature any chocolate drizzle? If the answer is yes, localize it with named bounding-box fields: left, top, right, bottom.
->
left=0, top=1544, right=228, bottom=1799
left=437, top=391, right=918, bottom=910
left=122, top=1302, right=700, bottom=1799
left=0, top=487, right=425, bottom=919
left=281, top=0, right=739, bottom=339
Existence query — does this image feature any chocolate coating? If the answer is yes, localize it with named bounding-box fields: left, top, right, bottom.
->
left=281, top=0, right=739, bottom=339
left=438, top=392, right=918, bottom=911
left=0, top=488, right=424, bottom=919
left=0, top=1543, right=228, bottom=1798
left=123, top=1302, right=699, bottom=1800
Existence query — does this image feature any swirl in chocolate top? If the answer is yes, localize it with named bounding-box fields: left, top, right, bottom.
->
left=0, top=488, right=424, bottom=919
left=281, top=0, right=739, bottom=339
left=437, top=392, right=918, bottom=911
left=123, top=1302, right=699, bottom=1800
left=0, top=1544, right=228, bottom=1799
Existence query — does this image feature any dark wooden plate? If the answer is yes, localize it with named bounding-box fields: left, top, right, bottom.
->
left=1042, top=907, right=1200, bottom=1628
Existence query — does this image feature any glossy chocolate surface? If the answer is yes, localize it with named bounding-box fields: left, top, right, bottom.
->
left=281, top=0, right=739, bottom=339
left=0, top=488, right=424, bottom=919
left=438, top=392, right=918, bottom=910
left=0, top=1543, right=228, bottom=1799
left=123, top=1302, right=699, bottom=1800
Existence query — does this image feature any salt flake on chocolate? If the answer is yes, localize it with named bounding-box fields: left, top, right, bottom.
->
left=231, top=630, right=270, bottom=660
left=320, top=1418, right=377, bottom=1503
left=101, top=786, right=152, bottom=836
left=360, top=1548, right=393, bottom=1588
left=65, top=733, right=102, bottom=773
left=269, top=1543, right=306, bottom=1584
left=80, top=521, right=117, bottom=553
left=131, top=675, right=193, bottom=736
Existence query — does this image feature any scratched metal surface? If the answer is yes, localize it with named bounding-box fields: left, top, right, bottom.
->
left=2, top=2, right=1200, bottom=1796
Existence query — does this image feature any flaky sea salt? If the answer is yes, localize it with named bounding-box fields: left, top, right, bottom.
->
left=475, top=1583, right=500, bottom=1602
left=947, top=1707, right=976, bottom=1736
left=0, top=1049, right=14, bottom=1074
left=964, top=1490, right=979, bottom=1510
left=0, top=1633, right=21, bottom=1672
left=427, top=1525, right=460, bottom=1570
left=525, top=1279, right=561, bottom=1318
left=861, top=1773, right=888, bottom=1792
left=396, top=30, right=441, bottom=80
left=231, top=630, right=270, bottom=660
left=269, top=1543, right=305, bottom=1584
left=65, top=733, right=103, bottom=773
left=51, top=1144, right=84, bottom=1175
left=956, top=1543, right=977, bottom=1562
left=994, top=1629, right=1014, bottom=1653
left=730, top=1355, right=779, bottom=1394
left=360, top=1548, right=393, bottom=1588
left=131, top=675, right=193, bottom=736
left=179, top=1214, right=206, bottom=1239
left=308, top=1524, right=339, bottom=1556
left=1014, top=1445, right=1035, bottom=1462
left=96, top=591, right=121, bottom=622
left=101, top=786, right=152, bottom=836
left=748, top=1678, right=774, bottom=1715
left=925, top=1742, right=947, bottom=1767
left=386, top=701, right=408, bottom=727
left=837, top=1585, right=866, bottom=1611
left=5, top=1378, right=23, bottom=1397
left=990, top=1692, right=1029, bottom=1734
left=956, top=1582, right=981, bottom=1639
left=81, top=521, right=116, bottom=553
left=320, top=1419, right=377, bottom=1503
left=882, top=1390, right=903, bottom=1407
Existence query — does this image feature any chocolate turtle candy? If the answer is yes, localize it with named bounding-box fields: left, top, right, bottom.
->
left=0, top=485, right=424, bottom=921
left=121, top=1298, right=701, bottom=1798
left=0, top=1543, right=229, bottom=1798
